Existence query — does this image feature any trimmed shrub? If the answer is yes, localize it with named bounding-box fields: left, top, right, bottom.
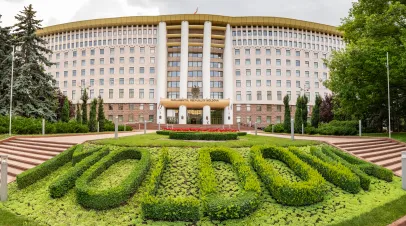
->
left=169, top=132, right=238, bottom=140
left=104, top=120, right=132, bottom=131
left=75, top=148, right=151, bottom=209
left=17, top=145, right=78, bottom=189
left=290, top=146, right=361, bottom=194
left=72, top=145, right=102, bottom=165
left=142, top=149, right=200, bottom=221
left=237, top=132, right=247, bottom=136
left=319, top=145, right=371, bottom=190
left=49, top=148, right=109, bottom=198
left=328, top=147, right=393, bottom=182
left=250, top=145, right=326, bottom=206
left=264, top=123, right=284, bottom=133
left=316, top=120, right=358, bottom=136
left=156, top=130, right=170, bottom=135
left=199, top=147, right=261, bottom=220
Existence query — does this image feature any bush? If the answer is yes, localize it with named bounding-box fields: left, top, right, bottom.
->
left=290, top=146, right=361, bottom=194
left=250, top=145, right=326, bottom=206
left=142, top=148, right=200, bottom=221
left=198, top=147, right=261, bottom=220
left=75, top=148, right=151, bottom=209
left=72, top=145, right=102, bottom=165
left=17, top=145, right=78, bottom=189
left=237, top=132, right=247, bottom=136
left=328, top=147, right=393, bottom=182
left=169, top=132, right=238, bottom=140
left=264, top=123, right=285, bottom=133
left=49, top=147, right=109, bottom=198
left=104, top=120, right=132, bottom=131
left=156, top=130, right=170, bottom=135
left=316, top=120, right=358, bottom=136
left=305, top=126, right=318, bottom=135
left=319, top=145, right=371, bottom=190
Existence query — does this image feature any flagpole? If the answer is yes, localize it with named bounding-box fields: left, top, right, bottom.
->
left=387, top=52, right=391, bottom=138
left=9, top=46, right=15, bottom=136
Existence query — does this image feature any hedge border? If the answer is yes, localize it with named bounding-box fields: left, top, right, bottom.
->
left=318, top=145, right=371, bottom=190
left=290, top=146, right=361, bottom=194
left=198, top=147, right=261, bottom=220
left=49, top=147, right=109, bottom=198
left=169, top=132, right=238, bottom=140
left=141, top=148, right=200, bottom=221
left=75, top=148, right=151, bottom=209
left=250, top=145, right=326, bottom=206
left=327, top=146, right=393, bottom=182
left=72, top=145, right=102, bottom=165
left=17, top=145, right=78, bottom=189
left=156, top=131, right=247, bottom=137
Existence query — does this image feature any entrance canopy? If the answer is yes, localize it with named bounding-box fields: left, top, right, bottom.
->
left=160, top=98, right=230, bottom=109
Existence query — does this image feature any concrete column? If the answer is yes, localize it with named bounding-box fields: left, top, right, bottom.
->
left=203, top=105, right=211, bottom=125
left=223, top=24, right=234, bottom=125
left=202, top=21, right=212, bottom=99
left=179, top=105, right=187, bottom=124
left=180, top=21, right=189, bottom=99
left=157, top=22, right=167, bottom=124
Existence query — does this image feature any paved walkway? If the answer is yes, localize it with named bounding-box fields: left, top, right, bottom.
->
left=22, top=131, right=155, bottom=144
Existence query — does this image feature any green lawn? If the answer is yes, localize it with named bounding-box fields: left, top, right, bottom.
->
left=363, top=132, right=406, bottom=143
left=93, top=133, right=318, bottom=147
left=0, top=208, right=38, bottom=226
left=0, top=134, right=10, bottom=141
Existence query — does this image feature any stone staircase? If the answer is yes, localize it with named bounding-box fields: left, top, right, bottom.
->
left=0, top=138, right=75, bottom=183
left=331, top=139, right=406, bottom=176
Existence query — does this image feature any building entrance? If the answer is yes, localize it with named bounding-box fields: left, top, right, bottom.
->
left=211, top=109, right=224, bottom=124
left=187, top=109, right=203, bottom=124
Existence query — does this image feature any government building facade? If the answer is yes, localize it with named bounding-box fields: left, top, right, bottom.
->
left=40, top=14, right=343, bottom=127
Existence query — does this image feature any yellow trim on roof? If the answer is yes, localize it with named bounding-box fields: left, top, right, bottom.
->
left=37, top=14, right=341, bottom=36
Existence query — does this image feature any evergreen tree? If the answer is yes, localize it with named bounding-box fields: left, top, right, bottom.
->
left=12, top=4, right=57, bottom=121
left=76, top=104, right=82, bottom=124
left=283, top=95, right=291, bottom=132
left=97, top=96, right=105, bottom=132
left=302, top=95, right=309, bottom=127
left=61, top=97, right=70, bottom=122
left=81, top=88, right=88, bottom=124
left=294, top=96, right=303, bottom=133
left=311, top=95, right=322, bottom=128
left=88, top=99, right=97, bottom=132
left=0, top=15, right=14, bottom=115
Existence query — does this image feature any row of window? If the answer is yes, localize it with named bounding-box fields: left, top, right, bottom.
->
left=54, top=57, right=156, bottom=69
left=235, top=48, right=327, bottom=58
left=234, top=58, right=326, bottom=68
left=232, top=39, right=341, bottom=51
left=54, top=67, right=155, bottom=77
left=235, top=69, right=328, bottom=78
left=66, top=89, right=155, bottom=100
left=166, top=92, right=224, bottom=99
left=49, top=38, right=157, bottom=51
left=51, top=47, right=155, bottom=60
left=235, top=91, right=321, bottom=102
left=107, top=103, right=156, bottom=111
left=235, top=80, right=321, bottom=89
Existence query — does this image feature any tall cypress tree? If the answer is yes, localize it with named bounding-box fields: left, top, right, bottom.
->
left=283, top=95, right=291, bottom=132
left=302, top=95, right=309, bottom=127
left=88, top=99, right=97, bottom=132
left=76, top=104, right=82, bottom=124
left=294, top=96, right=303, bottom=133
left=311, top=95, right=322, bottom=128
left=0, top=15, right=13, bottom=115
left=81, top=88, right=88, bottom=124
left=97, top=96, right=105, bottom=132
left=61, top=97, right=70, bottom=122
left=12, top=4, right=57, bottom=121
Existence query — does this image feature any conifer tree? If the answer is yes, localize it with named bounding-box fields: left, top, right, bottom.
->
left=61, top=97, right=70, bottom=122
left=81, top=88, right=88, bottom=124
left=88, top=99, right=97, bottom=132
left=302, top=95, right=309, bottom=127
left=97, top=96, right=105, bottom=132
left=76, top=104, right=82, bottom=124
left=0, top=15, right=14, bottom=115
left=294, top=96, right=303, bottom=133
left=311, top=95, right=322, bottom=128
left=283, top=95, right=291, bottom=132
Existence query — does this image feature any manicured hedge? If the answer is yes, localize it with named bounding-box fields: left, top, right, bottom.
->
left=157, top=131, right=247, bottom=137
left=250, top=145, right=326, bottom=206
left=156, top=130, right=170, bottom=135
left=290, top=146, right=361, bottom=194
left=49, top=147, right=109, bottom=198
left=319, top=145, right=371, bottom=190
left=142, top=148, right=200, bottom=221
left=198, top=147, right=261, bottom=220
left=72, top=145, right=102, bottom=165
left=237, top=132, right=247, bottom=136
left=75, top=148, right=151, bottom=209
left=169, top=132, right=238, bottom=140
left=264, top=123, right=284, bottom=133
left=17, top=145, right=78, bottom=189
left=327, top=147, right=393, bottom=182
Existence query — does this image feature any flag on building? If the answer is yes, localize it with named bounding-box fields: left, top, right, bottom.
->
left=194, top=7, right=199, bottom=14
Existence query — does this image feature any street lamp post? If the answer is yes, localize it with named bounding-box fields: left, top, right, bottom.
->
left=387, top=52, right=391, bottom=139
left=9, top=46, right=15, bottom=136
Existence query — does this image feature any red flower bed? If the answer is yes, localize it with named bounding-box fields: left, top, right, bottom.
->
left=163, top=128, right=238, bottom=133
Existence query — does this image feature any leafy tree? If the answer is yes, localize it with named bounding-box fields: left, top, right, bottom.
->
left=326, top=0, right=406, bottom=131
left=294, top=96, right=303, bottom=133
left=76, top=104, right=81, bottom=124
left=11, top=4, right=57, bottom=121
left=81, top=88, right=88, bottom=124
left=88, top=99, right=97, bottom=132
left=0, top=15, right=13, bottom=116
left=97, top=96, right=105, bottom=132
left=283, top=95, right=291, bottom=132
left=61, top=97, right=70, bottom=122
left=320, top=94, right=334, bottom=123
left=311, top=95, right=322, bottom=128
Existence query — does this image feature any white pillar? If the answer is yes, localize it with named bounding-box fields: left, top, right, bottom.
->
left=223, top=24, right=234, bottom=125
left=157, top=22, right=167, bottom=124
left=203, top=105, right=211, bottom=125
left=202, top=21, right=212, bottom=99
left=179, top=105, right=187, bottom=124
left=180, top=21, right=189, bottom=99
